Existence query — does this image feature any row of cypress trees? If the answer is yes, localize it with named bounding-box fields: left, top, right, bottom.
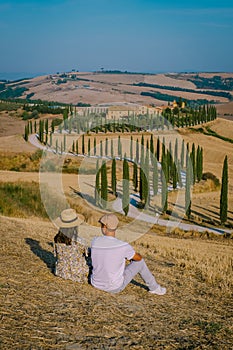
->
left=94, top=142, right=197, bottom=217
left=94, top=150, right=229, bottom=225
left=24, top=104, right=217, bottom=141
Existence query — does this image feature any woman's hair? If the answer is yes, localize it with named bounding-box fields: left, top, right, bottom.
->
left=54, top=226, right=78, bottom=245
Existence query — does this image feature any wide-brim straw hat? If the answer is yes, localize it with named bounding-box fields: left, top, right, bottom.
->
left=54, top=208, right=84, bottom=228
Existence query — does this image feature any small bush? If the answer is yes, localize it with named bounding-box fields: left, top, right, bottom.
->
left=202, top=172, right=220, bottom=187
left=22, top=111, right=31, bottom=120
left=30, top=150, right=43, bottom=161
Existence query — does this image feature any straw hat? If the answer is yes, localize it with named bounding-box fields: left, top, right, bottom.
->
left=55, top=209, right=84, bottom=228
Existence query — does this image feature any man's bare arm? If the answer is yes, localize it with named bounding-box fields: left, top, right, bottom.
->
left=131, top=252, right=142, bottom=261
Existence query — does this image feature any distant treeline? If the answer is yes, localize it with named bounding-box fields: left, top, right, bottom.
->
left=0, top=87, right=28, bottom=99
left=187, top=75, right=233, bottom=91
left=24, top=103, right=66, bottom=115
left=134, top=82, right=232, bottom=100
left=140, top=91, right=216, bottom=106
left=94, top=70, right=153, bottom=75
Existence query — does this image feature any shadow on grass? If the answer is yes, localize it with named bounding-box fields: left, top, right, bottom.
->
left=25, top=238, right=56, bottom=272
left=130, top=279, right=148, bottom=291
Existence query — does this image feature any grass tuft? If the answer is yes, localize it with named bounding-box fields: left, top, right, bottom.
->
left=0, top=181, right=66, bottom=218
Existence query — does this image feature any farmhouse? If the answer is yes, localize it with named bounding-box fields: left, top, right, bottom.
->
left=106, top=104, right=159, bottom=120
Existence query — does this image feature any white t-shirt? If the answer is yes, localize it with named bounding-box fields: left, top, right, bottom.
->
left=90, top=236, right=135, bottom=292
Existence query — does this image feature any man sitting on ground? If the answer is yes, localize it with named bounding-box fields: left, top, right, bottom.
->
left=90, top=213, right=166, bottom=295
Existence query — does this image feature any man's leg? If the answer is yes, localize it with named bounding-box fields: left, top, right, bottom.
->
left=111, top=259, right=159, bottom=293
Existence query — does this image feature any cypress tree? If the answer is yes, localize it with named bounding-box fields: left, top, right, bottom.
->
left=100, top=140, right=103, bottom=157
left=162, top=138, right=166, bottom=165
left=39, top=120, right=42, bottom=142
left=196, top=145, right=202, bottom=182
left=133, top=159, right=138, bottom=191
left=24, top=124, right=29, bottom=141
left=49, top=132, right=52, bottom=147
left=94, top=137, right=96, bottom=156
left=140, top=135, right=144, bottom=165
left=174, top=138, right=178, bottom=163
left=168, top=142, right=173, bottom=182
left=172, top=160, right=178, bottom=189
left=45, top=119, right=49, bottom=135
left=177, top=160, right=183, bottom=188
left=161, top=151, right=168, bottom=183
left=88, top=138, right=91, bottom=156
left=122, top=158, right=130, bottom=216
left=152, top=158, right=158, bottom=195
left=220, top=156, right=228, bottom=225
left=82, top=134, right=85, bottom=154
left=76, top=140, right=79, bottom=154
left=144, top=147, right=150, bottom=207
left=181, top=140, right=185, bottom=168
left=111, top=157, right=117, bottom=195
left=45, top=131, right=48, bottom=146
left=185, top=153, right=192, bottom=218
left=105, top=137, right=108, bottom=156
left=101, top=162, right=108, bottom=209
left=161, top=167, right=168, bottom=213
left=63, top=135, right=66, bottom=152
left=72, top=140, right=75, bottom=153
left=136, top=138, right=139, bottom=163
left=139, top=166, right=143, bottom=202
left=190, top=143, right=196, bottom=184
left=156, top=137, right=160, bottom=161
left=111, top=139, right=114, bottom=158
left=95, top=159, right=100, bottom=206
left=41, top=120, right=45, bottom=143
left=186, top=143, right=189, bottom=167
left=200, top=147, right=203, bottom=181
left=118, top=135, right=121, bottom=156
left=130, top=135, right=133, bottom=160
left=150, top=134, right=154, bottom=165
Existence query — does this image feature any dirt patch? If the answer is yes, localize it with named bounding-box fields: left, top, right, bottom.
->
left=0, top=134, right=37, bottom=153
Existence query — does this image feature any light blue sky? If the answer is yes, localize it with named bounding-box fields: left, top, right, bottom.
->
left=0, top=0, right=233, bottom=78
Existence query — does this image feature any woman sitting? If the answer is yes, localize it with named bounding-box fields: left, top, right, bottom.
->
left=54, top=208, right=89, bottom=283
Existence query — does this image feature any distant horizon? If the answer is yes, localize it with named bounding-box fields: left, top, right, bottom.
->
left=1, top=69, right=233, bottom=82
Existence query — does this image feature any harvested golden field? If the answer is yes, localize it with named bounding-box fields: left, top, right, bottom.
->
left=0, top=112, right=25, bottom=137
left=0, top=215, right=232, bottom=349
left=179, top=119, right=233, bottom=181
left=209, top=118, right=233, bottom=139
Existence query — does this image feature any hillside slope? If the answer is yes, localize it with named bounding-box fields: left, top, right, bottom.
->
left=0, top=215, right=232, bottom=349
left=2, top=72, right=233, bottom=115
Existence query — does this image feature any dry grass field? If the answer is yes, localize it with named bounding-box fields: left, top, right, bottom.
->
left=0, top=215, right=232, bottom=349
